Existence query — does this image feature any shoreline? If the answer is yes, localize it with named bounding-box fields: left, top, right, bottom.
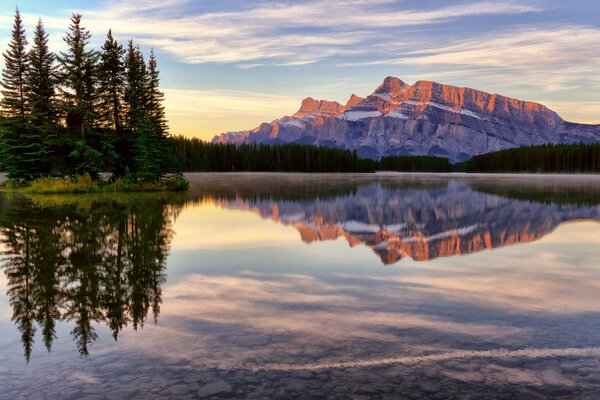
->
left=0, top=175, right=189, bottom=194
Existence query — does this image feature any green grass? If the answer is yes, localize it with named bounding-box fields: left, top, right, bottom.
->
left=1, top=174, right=189, bottom=194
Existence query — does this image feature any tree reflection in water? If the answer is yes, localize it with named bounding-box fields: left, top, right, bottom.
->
left=0, top=194, right=184, bottom=362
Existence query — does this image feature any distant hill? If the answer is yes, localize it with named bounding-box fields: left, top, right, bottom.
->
left=212, top=77, right=600, bottom=163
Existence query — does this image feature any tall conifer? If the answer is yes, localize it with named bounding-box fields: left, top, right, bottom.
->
left=146, top=49, right=167, bottom=133
left=1, top=9, right=29, bottom=119
left=98, top=30, right=125, bottom=131
left=134, top=49, right=168, bottom=181
left=26, top=19, right=56, bottom=125
left=58, top=13, right=99, bottom=134
left=124, top=41, right=147, bottom=129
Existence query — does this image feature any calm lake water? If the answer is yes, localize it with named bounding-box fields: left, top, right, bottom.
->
left=1, top=173, right=600, bottom=399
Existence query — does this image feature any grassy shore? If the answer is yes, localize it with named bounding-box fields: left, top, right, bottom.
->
left=1, top=174, right=189, bottom=194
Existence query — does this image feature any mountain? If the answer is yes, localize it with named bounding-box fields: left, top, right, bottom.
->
left=212, top=77, right=600, bottom=162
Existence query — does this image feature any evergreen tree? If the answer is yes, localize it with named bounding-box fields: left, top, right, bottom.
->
left=146, top=49, right=167, bottom=133
left=98, top=30, right=125, bottom=131
left=58, top=14, right=104, bottom=177
left=0, top=11, right=177, bottom=183
left=58, top=13, right=99, bottom=134
left=124, top=41, right=147, bottom=129
left=1, top=8, right=29, bottom=119
left=0, top=12, right=52, bottom=180
left=25, top=19, right=56, bottom=125
left=135, top=49, right=169, bottom=181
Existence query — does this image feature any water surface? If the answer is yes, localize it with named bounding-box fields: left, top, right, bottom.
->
left=1, top=173, right=600, bottom=399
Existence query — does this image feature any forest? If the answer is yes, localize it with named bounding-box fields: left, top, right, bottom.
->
left=460, top=143, right=600, bottom=173
left=378, top=154, right=452, bottom=172
left=0, top=10, right=180, bottom=188
left=169, top=136, right=377, bottom=172
left=168, top=137, right=600, bottom=173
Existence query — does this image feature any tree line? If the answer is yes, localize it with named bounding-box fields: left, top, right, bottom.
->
left=460, top=143, right=600, bottom=173
left=378, top=155, right=452, bottom=172
left=0, top=9, right=171, bottom=182
left=169, top=138, right=600, bottom=173
left=169, top=137, right=377, bottom=172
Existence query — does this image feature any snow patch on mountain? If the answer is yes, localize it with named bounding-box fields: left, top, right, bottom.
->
left=385, top=111, right=409, bottom=120
left=337, top=111, right=382, bottom=121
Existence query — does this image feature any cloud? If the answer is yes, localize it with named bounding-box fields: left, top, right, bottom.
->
left=377, top=26, right=600, bottom=70
left=65, top=0, right=541, bottom=66
left=337, top=24, right=600, bottom=116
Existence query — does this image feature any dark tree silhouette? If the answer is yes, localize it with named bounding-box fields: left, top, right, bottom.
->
left=1, top=8, right=28, bottom=119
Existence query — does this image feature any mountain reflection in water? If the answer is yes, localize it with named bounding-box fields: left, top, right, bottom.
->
left=200, top=175, right=600, bottom=264
left=1, top=174, right=599, bottom=362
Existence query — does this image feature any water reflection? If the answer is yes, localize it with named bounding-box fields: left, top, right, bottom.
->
left=1, top=174, right=600, bottom=365
left=0, top=194, right=182, bottom=361
left=198, top=175, right=600, bottom=264
left=1, top=174, right=600, bottom=399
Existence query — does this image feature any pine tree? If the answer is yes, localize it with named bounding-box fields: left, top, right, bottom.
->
left=0, top=12, right=54, bottom=180
left=57, top=13, right=104, bottom=177
left=25, top=18, right=56, bottom=125
left=98, top=30, right=125, bottom=132
left=124, top=41, right=147, bottom=129
left=1, top=8, right=29, bottom=119
left=135, top=49, right=169, bottom=180
left=58, top=13, right=99, bottom=134
left=146, top=49, right=167, bottom=133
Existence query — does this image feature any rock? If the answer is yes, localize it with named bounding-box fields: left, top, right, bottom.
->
left=443, top=370, right=485, bottom=383
left=183, top=372, right=205, bottom=384
left=108, top=389, right=139, bottom=400
left=539, top=369, right=575, bottom=386
left=515, top=388, right=547, bottom=400
left=356, top=385, right=380, bottom=395
left=583, top=373, right=600, bottom=383
left=418, top=380, right=441, bottom=393
left=169, top=384, right=191, bottom=396
left=197, top=379, right=232, bottom=398
left=283, top=379, right=306, bottom=392
left=235, top=335, right=271, bottom=347
left=296, top=370, right=314, bottom=379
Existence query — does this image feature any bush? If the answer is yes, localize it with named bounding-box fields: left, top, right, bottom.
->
left=1, top=174, right=189, bottom=194
left=23, top=174, right=99, bottom=194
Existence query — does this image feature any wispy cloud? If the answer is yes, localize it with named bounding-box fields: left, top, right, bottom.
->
left=337, top=24, right=600, bottom=117
left=68, top=0, right=541, bottom=66
left=3, top=0, right=598, bottom=135
left=370, top=26, right=600, bottom=70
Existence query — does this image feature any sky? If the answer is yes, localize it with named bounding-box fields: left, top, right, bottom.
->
left=1, top=0, right=599, bottom=140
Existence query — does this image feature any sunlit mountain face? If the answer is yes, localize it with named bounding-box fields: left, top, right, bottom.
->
left=198, top=174, right=600, bottom=264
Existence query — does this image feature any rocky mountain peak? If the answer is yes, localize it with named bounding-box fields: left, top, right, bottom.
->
left=213, top=76, right=600, bottom=162
left=293, top=97, right=344, bottom=119
left=375, top=76, right=408, bottom=94
left=345, top=94, right=363, bottom=108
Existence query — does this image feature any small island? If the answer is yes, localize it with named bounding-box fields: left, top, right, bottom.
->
left=0, top=10, right=188, bottom=193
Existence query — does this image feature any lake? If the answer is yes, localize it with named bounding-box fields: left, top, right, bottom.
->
left=1, top=172, right=600, bottom=399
